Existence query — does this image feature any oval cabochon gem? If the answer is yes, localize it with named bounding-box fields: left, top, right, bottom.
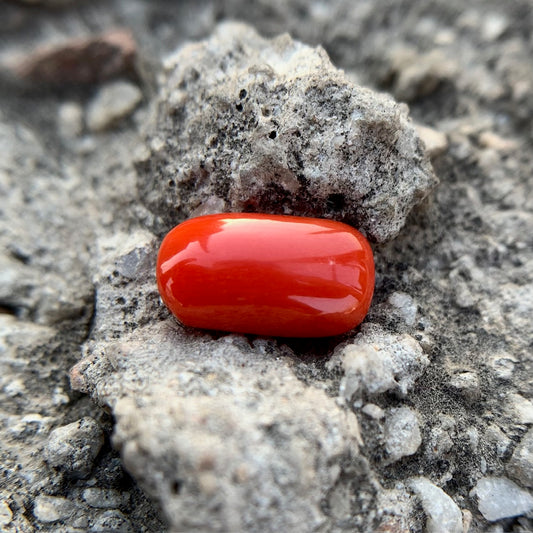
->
left=156, top=213, right=375, bottom=337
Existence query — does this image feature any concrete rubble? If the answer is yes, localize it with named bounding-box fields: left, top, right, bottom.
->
left=0, top=0, right=532, bottom=531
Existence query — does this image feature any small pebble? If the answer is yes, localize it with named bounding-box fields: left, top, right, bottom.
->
left=83, top=488, right=130, bottom=509
left=0, top=500, right=13, bottom=527
left=334, top=325, right=428, bottom=399
left=58, top=102, right=84, bottom=139
left=471, top=476, right=533, bottom=521
left=44, top=417, right=104, bottom=478
left=387, top=291, right=418, bottom=326
left=448, top=371, right=480, bottom=400
left=479, top=131, right=517, bottom=152
left=90, top=510, right=133, bottom=533
left=384, top=407, right=422, bottom=462
left=481, top=13, right=509, bottom=41
left=13, top=28, right=136, bottom=85
left=416, top=124, right=448, bottom=158
left=409, top=477, right=463, bottom=533
left=87, top=81, right=142, bottom=132
left=488, top=353, right=517, bottom=380
left=485, top=425, right=511, bottom=458
left=507, top=428, right=533, bottom=488
left=428, top=426, right=454, bottom=458
left=507, top=394, right=533, bottom=425
left=33, top=495, right=76, bottom=523
left=362, top=404, right=385, bottom=420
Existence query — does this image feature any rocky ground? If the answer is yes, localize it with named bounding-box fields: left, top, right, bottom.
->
left=0, top=0, right=532, bottom=532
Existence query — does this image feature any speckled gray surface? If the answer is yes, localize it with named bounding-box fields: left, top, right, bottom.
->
left=1, top=1, right=532, bottom=531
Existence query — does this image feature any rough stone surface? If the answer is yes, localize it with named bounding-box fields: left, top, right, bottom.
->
left=85, top=327, right=365, bottom=532
left=409, top=477, right=463, bottom=533
left=1, top=1, right=533, bottom=532
left=471, top=477, right=533, bottom=522
left=44, top=417, right=105, bottom=478
left=138, top=22, right=436, bottom=243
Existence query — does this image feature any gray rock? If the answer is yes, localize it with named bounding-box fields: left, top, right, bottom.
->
left=409, top=477, right=463, bottom=533
left=44, top=418, right=104, bottom=479
left=87, top=81, right=143, bottom=132
left=508, top=429, right=533, bottom=488
left=471, top=476, right=533, bottom=522
left=384, top=407, right=422, bottom=462
left=328, top=323, right=429, bottom=400
left=139, top=22, right=436, bottom=243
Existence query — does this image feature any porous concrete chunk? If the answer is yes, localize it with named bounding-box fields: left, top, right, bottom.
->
left=87, top=81, right=142, bottom=132
left=330, top=324, right=429, bottom=399
left=508, top=429, right=533, bottom=488
left=471, top=477, right=533, bottom=522
left=384, top=407, right=422, bottom=462
left=44, top=417, right=104, bottom=479
left=77, top=323, right=366, bottom=532
left=139, top=22, right=437, bottom=243
left=409, top=477, right=463, bottom=533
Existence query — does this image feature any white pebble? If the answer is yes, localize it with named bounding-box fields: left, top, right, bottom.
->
left=384, top=407, right=422, bottom=462
left=409, top=477, right=463, bottom=533
left=87, top=81, right=142, bottom=132
left=471, top=476, right=533, bottom=521
left=361, top=403, right=385, bottom=420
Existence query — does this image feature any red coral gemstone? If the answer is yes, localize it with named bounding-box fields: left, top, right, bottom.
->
left=156, top=213, right=375, bottom=337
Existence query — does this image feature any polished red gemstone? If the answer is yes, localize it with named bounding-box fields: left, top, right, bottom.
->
left=156, top=213, right=375, bottom=337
